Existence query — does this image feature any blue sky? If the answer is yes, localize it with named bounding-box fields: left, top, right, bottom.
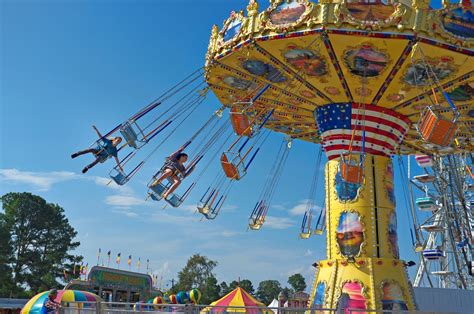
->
left=1, top=0, right=444, bottom=292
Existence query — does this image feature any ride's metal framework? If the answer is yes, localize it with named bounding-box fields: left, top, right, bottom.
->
left=412, top=153, right=473, bottom=289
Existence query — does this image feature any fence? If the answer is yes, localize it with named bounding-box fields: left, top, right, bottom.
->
left=57, top=302, right=460, bottom=314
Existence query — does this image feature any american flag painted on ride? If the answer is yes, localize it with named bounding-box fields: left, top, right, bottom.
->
left=314, top=103, right=411, bottom=160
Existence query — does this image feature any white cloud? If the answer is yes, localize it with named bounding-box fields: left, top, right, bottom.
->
left=264, top=216, right=295, bottom=229
left=221, top=230, right=240, bottom=237
left=105, top=195, right=148, bottom=207
left=93, top=176, right=133, bottom=194
left=304, top=249, right=313, bottom=257
left=0, top=168, right=78, bottom=191
left=288, top=200, right=322, bottom=216
left=111, top=208, right=139, bottom=218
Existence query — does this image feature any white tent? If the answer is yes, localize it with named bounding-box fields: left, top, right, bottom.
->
left=267, top=299, right=279, bottom=313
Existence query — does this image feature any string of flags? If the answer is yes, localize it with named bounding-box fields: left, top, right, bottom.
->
left=63, top=248, right=153, bottom=281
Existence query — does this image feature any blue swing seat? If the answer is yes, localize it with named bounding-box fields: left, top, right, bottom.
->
left=165, top=193, right=184, bottom=208
left=148, top=182, right=168, bottom=201
left=120, top=121, right=140, bottom=149
left=110, top=168, right=130, bottom=186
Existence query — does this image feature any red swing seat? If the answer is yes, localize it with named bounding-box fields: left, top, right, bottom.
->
left=418, top=107, right=458, bottom=147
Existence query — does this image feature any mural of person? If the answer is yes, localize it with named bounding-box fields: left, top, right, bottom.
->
left=336, top=212, right=364, bottom=257
left=242, top=60, right=287, bottom=83
left=381, top=282, right=408, bottom=310
left=223, top=18, right=242, bottom=42
left=223, top=76, right=257, bottom=91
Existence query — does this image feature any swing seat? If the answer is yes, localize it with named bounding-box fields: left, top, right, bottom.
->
left=341, top=163, right=364, bottom=184
left=422, top=248, right=445, bottom=260
left=149, top=182, right=168, bottom=201
left=299, top=232, right=311, bottom=239
left=249, top=219, right=264, bottom=230
left=418, top=107, right=458, bottom=147
left=120, top=121, right=140, bottom=149
left=314, top=228, right=324, bottom=235
left=415, top=155, right=433, bottom=168
left=413, top=174, right=436, bottom=183
left=165, top=194, right=184, bottom=208
left=221, top=153, right=246, bottom=180
left=416, top=197, right=436, bottom=211
left=197, top=204, right=210, bottom=215
left=230, top=107, right=255, bottom=137
left=110, top=168, right=130, bottom=186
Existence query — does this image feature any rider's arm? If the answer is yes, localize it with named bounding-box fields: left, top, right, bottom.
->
left=92, top=125, right=103, bottom=138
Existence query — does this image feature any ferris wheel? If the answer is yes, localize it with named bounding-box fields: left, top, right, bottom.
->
left=409, top=153, right=473, bottom=289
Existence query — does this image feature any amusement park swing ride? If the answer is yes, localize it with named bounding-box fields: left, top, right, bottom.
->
left=71, top=0, right=473, bottom=311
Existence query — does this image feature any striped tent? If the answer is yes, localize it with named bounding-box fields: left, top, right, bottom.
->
left=204, top=287, right=267, bottom=313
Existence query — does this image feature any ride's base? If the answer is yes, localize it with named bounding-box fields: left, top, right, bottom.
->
left=309, top=155, right=416, bottom=311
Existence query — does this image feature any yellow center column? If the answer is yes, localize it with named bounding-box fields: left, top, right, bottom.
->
left=309, top=154, right=416, bottom=311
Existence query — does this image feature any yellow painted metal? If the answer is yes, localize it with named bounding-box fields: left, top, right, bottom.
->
left=205, top=0, right=474, bottom=153
left=309, top=155, right=415, bottom=310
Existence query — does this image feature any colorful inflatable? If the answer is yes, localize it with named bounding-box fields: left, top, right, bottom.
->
left=189, top=289, right=201, bottom=304
left=21, top=290, right=101, bottom=314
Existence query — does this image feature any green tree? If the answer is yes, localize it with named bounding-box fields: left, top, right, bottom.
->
left=219, top=281, right=232, bottom=297
left=256, top=280, right=282, bottom=305
left=287, top=273, right=306, bottom=292
left=175, top=254, right=218, bottom=304
left=0, top=212, right=15, bottom=297
left=228, top=279, right=254, bottom=295
left=1, top=192, right=82, bottom=295
left=203, top=275, right=220, bottom=304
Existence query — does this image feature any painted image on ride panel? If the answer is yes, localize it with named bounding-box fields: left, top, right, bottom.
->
left=403, top=57, right=455, bottom=86
left=335, top=171, right=362, bottom=202
left=223, top=18, right=242, bottom=42
left=343, top=44, right=388, bottom=77
left=442, top=8, right=474, bottom=39
left=336, top=211, right=364, bottom=257
left=269, top=0, right=306, bottom=25
left=313, top=282, right=326, bottom=309
left=388, top=212, right=399, bottom=258
left=223, top=76, right=257, bottom=91
left=447, top=83, right=474, bottom=101
left=382, top=282, right=408, bottom=310
left=346, top=3, right=396, bottom=22
left=283, top=46, right=328, bottom=77
left=385, top=162, right=396, bottom=206
left=337, top=282, right=368, bottom=313
left=242, top=60, right=287, bottom=83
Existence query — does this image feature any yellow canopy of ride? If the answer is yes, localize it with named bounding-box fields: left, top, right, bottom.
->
left=202, top=287, right=267, bottom=313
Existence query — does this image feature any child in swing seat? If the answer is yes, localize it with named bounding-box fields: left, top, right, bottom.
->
left=151, top=147, right=195, bottom=199
left=71, top=125, right=124, bottom=174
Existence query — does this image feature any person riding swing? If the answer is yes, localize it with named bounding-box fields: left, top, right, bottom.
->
left=71, top=125, right=124, bottom=174
left=151, top=146, right=195, bottom=200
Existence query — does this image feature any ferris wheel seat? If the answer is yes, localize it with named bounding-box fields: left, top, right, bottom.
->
left=418, top=107, right=458, bottom=147
left=120, top=121, right=141, bottom=149
left=413, top=174, right=436, bottom=183
left=431, top=271, right=453, bottom=276
left=415, top=155, right=433, bottom=167
left=422, top=249, right=445, bottom=260
left=416, top=197, right=437, bottom=211
left=420, top=224, right=444, bottom=233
